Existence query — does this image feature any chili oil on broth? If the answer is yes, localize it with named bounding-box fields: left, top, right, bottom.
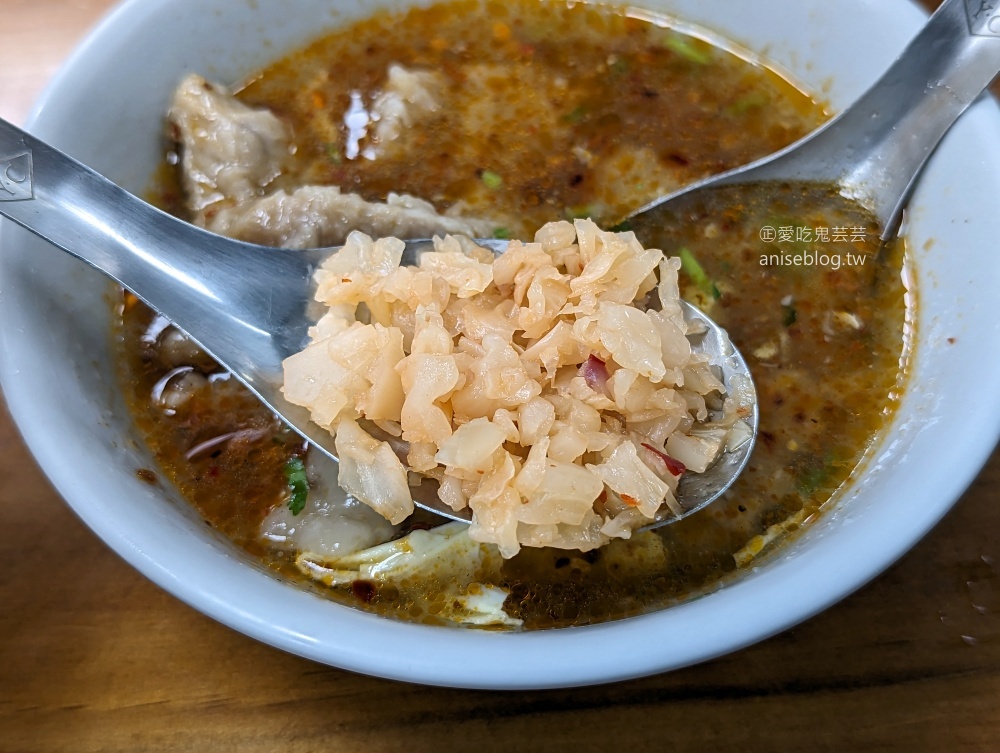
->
left=117, top=0, right=907, bottom=629
left=627, top=183, right=910, bottom=570
left=235, top=0, right=824, bottom=238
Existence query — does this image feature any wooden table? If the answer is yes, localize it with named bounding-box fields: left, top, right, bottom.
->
left=2, top=1, right=999, bottom=750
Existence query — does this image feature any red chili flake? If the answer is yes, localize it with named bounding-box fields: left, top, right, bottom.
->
left=620, top=493, right=640, bottom=507
left=641, top=443, right=686, bottom=476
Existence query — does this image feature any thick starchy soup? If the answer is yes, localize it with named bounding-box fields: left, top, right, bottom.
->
left=116, top=0, right=910, bottom=629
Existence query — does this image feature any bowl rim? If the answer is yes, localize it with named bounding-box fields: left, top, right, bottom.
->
left=3, top=0, right=1000, bottom=690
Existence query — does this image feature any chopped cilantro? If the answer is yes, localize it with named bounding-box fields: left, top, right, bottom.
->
left=679, top=247, right=721, bottom=299
left=609, top=57, right=629, bottom=76
left=323, top=142, right=342, bottom=164
left=562, top=105, right=588, bottom=124
left=480, top=170, right=503, bottom=189
left=564, top=203, right=603, bottom=221
left=797, top=463, right=829, bottom=495
left=796, top=452, right=840, bottom=495
left=284, top=456, right=309, bottom=516
left=783, top=304, right=797, bottom=326
left=492, top=227, right=512, bottom=240
left=663, top=34, right=712, bottom=65
left=725, top=92, right=769, bottom=116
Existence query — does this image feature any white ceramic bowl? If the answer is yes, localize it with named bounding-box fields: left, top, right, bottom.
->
left=2, top=0, right=999, bottom=689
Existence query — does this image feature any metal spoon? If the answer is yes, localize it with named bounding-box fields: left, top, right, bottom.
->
left=627, top=0, right=1000, bottom=241
left=0, top=120, right=756, bottom=527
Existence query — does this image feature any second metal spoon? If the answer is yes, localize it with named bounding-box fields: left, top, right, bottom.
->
left=627, top=0, right=1000, bottom=241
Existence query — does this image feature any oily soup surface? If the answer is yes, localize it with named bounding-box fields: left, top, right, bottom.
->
left=117, top=0, right=908, bottom=628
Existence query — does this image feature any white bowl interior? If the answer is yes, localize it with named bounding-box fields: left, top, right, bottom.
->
left=2, top=0, right=999, bottom=689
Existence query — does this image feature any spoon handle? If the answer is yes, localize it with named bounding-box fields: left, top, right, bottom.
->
left=0, top=116, right=226, bottom=300
left=760, top=0, right=1000, bottom=235
left=0, top=115, right=325, bottom=373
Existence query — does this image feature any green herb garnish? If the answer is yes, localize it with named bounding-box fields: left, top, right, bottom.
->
left=564, top=203, right=604, bottom=221
left=609, top=57, right=629, bottom=76
left=492, top=227, right=512, bottom=239
left=725, top=92, right=769, bottom=116
left=609, top=219, right=633, bottom=233
left=797, top=462, right=829, bottom=495
left=284, top=457, right=309, bottom=515
left=562, top=105, right=588, bottom=124
left=663, top=34, right=712, bottom=65
left=795, top=452, right=842, bottom=495
left=679, top=247, right=721, bottom=299
left=323, top=142, right=342, bottom=164
left=480, top=170, right=503, bottom=189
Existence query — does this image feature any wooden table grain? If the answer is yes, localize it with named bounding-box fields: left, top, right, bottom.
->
left=2, top=1, right=999, bottom=751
